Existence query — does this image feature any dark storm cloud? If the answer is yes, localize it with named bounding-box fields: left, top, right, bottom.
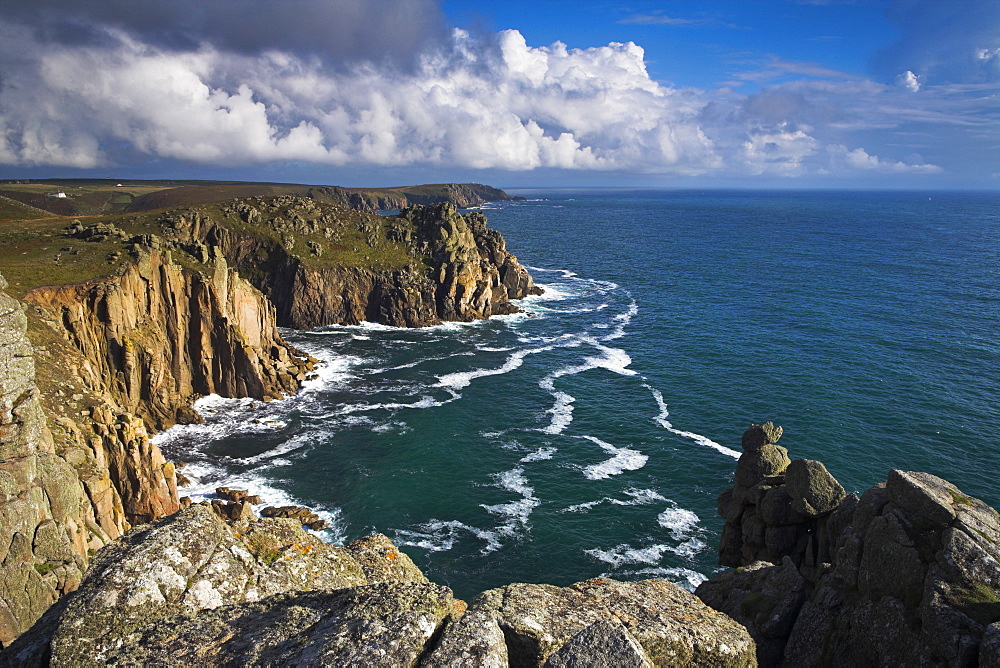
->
left=0, top=0, right=449, bottom=67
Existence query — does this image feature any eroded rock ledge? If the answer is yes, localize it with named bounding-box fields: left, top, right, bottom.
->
left=2, top=505, right=755, bottom=667
left=697, top=422, right=1000, bottom=667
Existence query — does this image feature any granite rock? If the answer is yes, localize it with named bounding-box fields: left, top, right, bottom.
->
left=702, top=422, right=1000, bottom=667
left=474, top=578, right=756, bottom=667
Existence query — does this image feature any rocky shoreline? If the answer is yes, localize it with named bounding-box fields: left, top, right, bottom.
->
left=0, top=190, right=997, bottom=665
left=3, top=422, right=998, bottom=666
left=2, top=503, right=756, bottom=666
left=0, top=194, right=539, bottom=648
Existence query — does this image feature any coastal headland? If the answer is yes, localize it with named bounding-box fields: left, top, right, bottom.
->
left=0, top=181, right=997, bottom=665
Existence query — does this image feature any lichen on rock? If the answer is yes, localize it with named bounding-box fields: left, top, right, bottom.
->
left=0, top=501, right=756, bottom=667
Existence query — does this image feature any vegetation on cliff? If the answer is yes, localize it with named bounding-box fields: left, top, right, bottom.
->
left=0, top=191, right=539, bottom=328
left=0, top=179, right=517, bottom=219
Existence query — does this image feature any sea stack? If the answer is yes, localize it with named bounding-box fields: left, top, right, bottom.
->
left=698, top=422, right=1000, bottom=667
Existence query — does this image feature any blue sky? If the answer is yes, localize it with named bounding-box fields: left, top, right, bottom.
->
left=444, top=0, right=892, bottom=89
left=0, top=0, right=997, bottom=188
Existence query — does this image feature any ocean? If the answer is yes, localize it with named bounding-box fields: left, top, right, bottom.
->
left=153, top=189, right=1000, bottom=601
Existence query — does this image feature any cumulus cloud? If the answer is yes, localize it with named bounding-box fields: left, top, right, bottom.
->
left=0, top=0, right=945, bottom=179
left=0, top=23, right=723, bottom=173
left=825, top=144, right=942, bottom=174
left=896, top=70, right=921, bottom=91
left=741, top=126, right=818, bottom=176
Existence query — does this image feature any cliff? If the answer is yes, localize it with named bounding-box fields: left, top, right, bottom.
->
left=155, top=197, right=540, bottom=328
left=0, top=274, right=89, bottom=645
left=0, top=180, right=518, bottom=218
left=696, top=422, right=1000, bottom=667
left=333, top=183, right=518, bottom=213
left=25, top=248, right=313, bottom=431
left=0, top=244, right=316, bottom=645
left=0, top=190, right=540, bottom=649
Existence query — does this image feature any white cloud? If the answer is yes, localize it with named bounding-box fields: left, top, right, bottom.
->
left=896, top=70, right=921, bottom=92
left=0, top=26, right=723, bottom=173
left=0, top=18, right=945, bottom=179
left=741, top=126, right=818, bottom=175
left=825, top=144, right=942, bottom=174
left=976, top=48, right=1000, bottom=62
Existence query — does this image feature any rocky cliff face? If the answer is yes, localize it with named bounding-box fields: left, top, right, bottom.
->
left=160, top=197, right=540, bottom=328
left=3, top=504, right=756, bottom=667
left=25, top=248, right=313, bottom=432
left=0, top=274, right=91, bottom=646
left=697, top=422, right=1000, bottom=667
left=0, top=242, right=317, bottom=647
left=321, top=183, right=517, bottom=213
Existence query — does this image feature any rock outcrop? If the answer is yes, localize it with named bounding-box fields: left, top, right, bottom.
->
left=0, top=240, right=319, bottom=647
left=25, top=248, right=313, bottom=432
left=157, top=197, right=540, bottom=328
left=698, top=422, right=1000, bottom=667
left=462, top=578, right=756, bottom=667
left=2, top=505, right=756, bottom=667
left=329, top=182, right=518, bottom=213
left=0, top=274, right=90, bottom=646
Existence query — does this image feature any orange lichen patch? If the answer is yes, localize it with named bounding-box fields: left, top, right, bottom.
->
left=383, top=550, right=397, bottom=561
left=668, top=614, right=703, bottom=623
left=450, top=599, right=468, bottom=617
left=288, top=541, right=316, bottom=555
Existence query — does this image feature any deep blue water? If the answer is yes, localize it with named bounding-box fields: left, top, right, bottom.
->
left=155, top=189, right=1000, bottom=601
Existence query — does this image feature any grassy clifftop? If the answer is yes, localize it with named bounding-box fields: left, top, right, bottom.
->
left=0, top=197, right=409, bottom=297
left=0, top=179, right=516, bottom=218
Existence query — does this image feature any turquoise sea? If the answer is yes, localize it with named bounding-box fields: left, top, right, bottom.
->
left=154, top=189, right=1000, bottom=601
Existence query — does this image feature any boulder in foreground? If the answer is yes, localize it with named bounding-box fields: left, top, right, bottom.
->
left=3, top=504, right=755, bottom=667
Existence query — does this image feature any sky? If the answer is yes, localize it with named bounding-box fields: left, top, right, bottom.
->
left=0, top=0, right=998, bottom=189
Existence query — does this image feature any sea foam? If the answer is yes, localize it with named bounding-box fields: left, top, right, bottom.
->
left=520, top=447, right=557, bottom=463
left=394, top=520, right=503, bottom=554
left=645, top=384, right=740, bottom=458
left=610, top=566, right=708, bottom=591
left=578, top=435, right=647, bottom=480
left=561, top=487, right=666, bottom=513
left=585, top=543, right=672, bottom=568
left=480, top=467, right=540, bottom=538
left=657, top=506, right=701, bottom=540
left=536, top=337, right=636, bottom=434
